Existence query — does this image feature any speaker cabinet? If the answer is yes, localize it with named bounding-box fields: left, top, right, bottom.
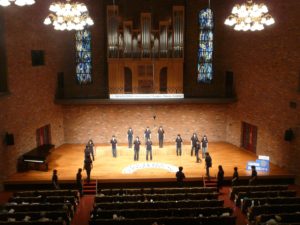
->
left=284, top=129, right=294, bottom=141
left=31, top=50, right=45, bottom=66
left=225, top=71, right=234, bottom=97
left=5, top=133, right=14, bottom=145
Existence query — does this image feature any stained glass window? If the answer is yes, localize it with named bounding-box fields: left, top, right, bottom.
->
left=197, top=9, right=213, bottom=83
left=76, top=30, right=92, bottom=84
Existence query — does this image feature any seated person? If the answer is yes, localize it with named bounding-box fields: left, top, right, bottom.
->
left=176, top=166, right=185, bottom=186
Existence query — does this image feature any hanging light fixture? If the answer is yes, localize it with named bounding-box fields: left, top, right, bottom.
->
left=44, top=0, right=94, bottom=31
left=0, top=0, right=35, bottom=7
left=224, top=0, right=275, bottom=31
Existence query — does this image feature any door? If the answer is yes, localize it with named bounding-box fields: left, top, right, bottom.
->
left=241, top=122, right=257, bottom=153
left=36, top=124, right=51, bottom=147
left=160, top=67, right=168, bottom=93
left=124, top=67, right=132, bottom=93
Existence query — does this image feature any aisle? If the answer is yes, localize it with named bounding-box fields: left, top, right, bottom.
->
left=71, top=195, right=94, bottom=225
left=219, top=187, right=248, bottom=225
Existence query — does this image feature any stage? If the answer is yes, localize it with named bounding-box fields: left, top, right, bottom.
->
left=4, top=142, right=294, bottom=186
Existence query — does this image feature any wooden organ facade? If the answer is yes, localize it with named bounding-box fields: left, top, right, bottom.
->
left=107, top=5, right=184, bottom=94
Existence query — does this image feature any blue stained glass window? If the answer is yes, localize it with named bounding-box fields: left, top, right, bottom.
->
left=197, top=9, right=213, bottom=83
left=76, top=30, right=92, bottom=84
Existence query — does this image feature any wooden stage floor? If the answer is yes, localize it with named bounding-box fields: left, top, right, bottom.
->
left=5, top=142, right=293, bottom=184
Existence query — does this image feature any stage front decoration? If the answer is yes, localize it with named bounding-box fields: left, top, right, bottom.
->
left=107, top=5, right=184, bottom=98
left=76, top=29, right=92, bottom=84
left=197, top=8, right=214, bottom=84
left=122, top=162, right=178, bottom=174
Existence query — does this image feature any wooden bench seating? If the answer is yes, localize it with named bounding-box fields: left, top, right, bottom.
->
left=1, top=203, right=73, bottom=213
left=94, top=199, right=224, bottom=210
left=94, top=192, right=219, bottom=203
left=241, top=197, right=300, bottom=213
left=235, top=190, right=297, bottom=206
left=91, top=207, right=233, bottom=219
left=89, top=215, right=237, bottom=225
left=255, top=212, right=300, bottom=225
left=0, top=221, right=65, bottom=225
left=13, top=190, right=79, bottom=199
left=230, top=185, right=289, bottom=200
left=0, top=211, right=70, bottom=224
left=98, top=187, right=217, bottom=195
left=248, top=204, right=300, bottom=221
left=9, top=196, right=78, bottom=208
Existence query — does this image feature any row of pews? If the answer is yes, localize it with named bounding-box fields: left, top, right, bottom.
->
left=90, top=187, right=236, bottom=225
left=0, top=189, right=79, bottom=225
left=230, top=184, right=300, bottom=225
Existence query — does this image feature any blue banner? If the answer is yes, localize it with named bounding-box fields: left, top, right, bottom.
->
left=246, top=159, right=270, bottom=172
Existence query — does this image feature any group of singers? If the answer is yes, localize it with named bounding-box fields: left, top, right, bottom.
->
left=83, top=127, right=208, bottom=164
left=84, top=127, right=208, bottom=163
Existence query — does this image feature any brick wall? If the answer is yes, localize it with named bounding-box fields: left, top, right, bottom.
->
left=216, top=0, right=300, bottom=181
left=63, top=104, right=228, bottom=144
left=0, top=0, right=71, bottom=189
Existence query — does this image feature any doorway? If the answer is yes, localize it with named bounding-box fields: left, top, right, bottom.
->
left=124, top=67, right=132, bottom=93
left=241, top=122, right=257, bottom=153
left=36, top=124, right=51, bottom=147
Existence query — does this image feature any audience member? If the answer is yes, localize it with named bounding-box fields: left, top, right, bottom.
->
left=232, top=167, right=239, bottom=186
left=176, top=166, right=185, bottom=186
left=217, top=165, right=224, bottom=191
left=76, top=168, right=83, bottom=197
left=52, top=169, right=59, bottom=189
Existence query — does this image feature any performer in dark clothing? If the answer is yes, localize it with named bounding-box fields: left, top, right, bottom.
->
left=217, top=165, right=224, bottom=191
left=201, top=135, right=208, bottom=158
left=175, top=134, right=183, bottom=156
left=133, top=136, right=141, bottom=161
left=249, top=165, right=257, bottom=185
left=84, top=156, right=93, bottom=183
left=145, top=138, right=153, bottom=161
left=76, top=168, right=83, bottom=197
left=205, top=152, right=212, bottom=179
left=88, top=139, right=95, bottom=160
left=52, top=169, right=59, bottom=189
left=127, top=128, right=133, bottom=148
left=232, top=167, right=239, bottom=186
left=190, top=133, right=199, bottom=156
left=157, top=126, right=165, bottom=148
left=176, top=166, right=185, bottom=186
left=110, top=135, right=117, bottom=158
left=195, top=140, right=201, bottom=163
left=144, top=127, right=151, bottom=142
left=84, top=143, right=95, bottom=160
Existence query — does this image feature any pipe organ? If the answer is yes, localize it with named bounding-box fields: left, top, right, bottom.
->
left=107, top=5, right=184, bottom=95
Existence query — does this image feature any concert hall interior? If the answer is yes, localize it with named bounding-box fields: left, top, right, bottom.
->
left=0, top=0, right=299, bottom=224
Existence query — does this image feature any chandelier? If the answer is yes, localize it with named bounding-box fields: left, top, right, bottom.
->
left=44, top=0, right=94, bottom=31
left=0, top=0, right=35, bottom=7
left=224, top=0, right=275, bottom=31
